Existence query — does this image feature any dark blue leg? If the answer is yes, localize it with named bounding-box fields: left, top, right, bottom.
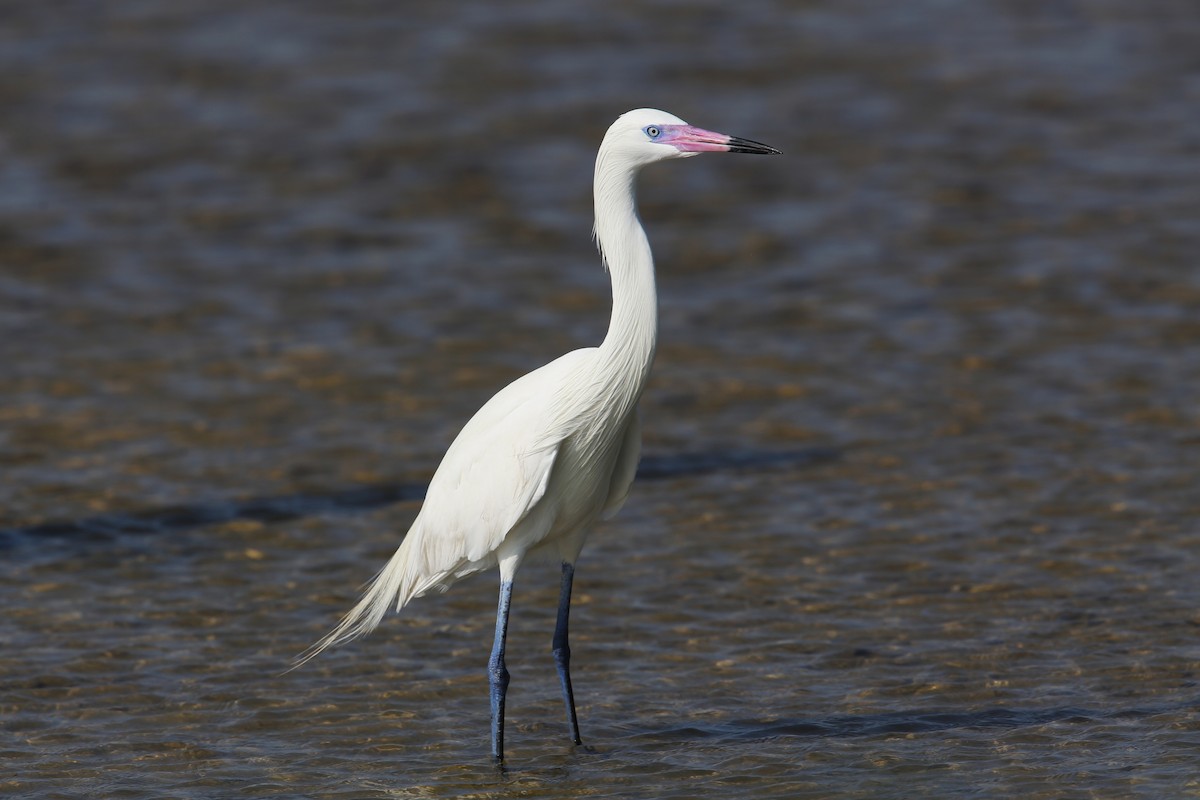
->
left=489, top=579, right=514, bottom=762
left=552, top=561, right=582, bottom=745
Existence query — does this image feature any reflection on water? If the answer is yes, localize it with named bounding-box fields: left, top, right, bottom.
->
left=2, top=0, right=1199, bottom=797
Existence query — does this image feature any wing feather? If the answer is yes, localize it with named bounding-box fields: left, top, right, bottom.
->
left=296, top=349, right=601, bottom=667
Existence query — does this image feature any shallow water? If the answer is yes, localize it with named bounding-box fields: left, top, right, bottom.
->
left=3, top=0, right=1199, bottom=797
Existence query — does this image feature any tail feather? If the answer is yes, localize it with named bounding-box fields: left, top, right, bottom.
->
left=290, top=534, right=420, bottom=671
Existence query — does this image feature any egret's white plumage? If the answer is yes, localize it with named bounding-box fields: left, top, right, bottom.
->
left=300, top=108, right=779, bottom=761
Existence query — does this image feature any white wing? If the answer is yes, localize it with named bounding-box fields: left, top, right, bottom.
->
left=295, top=349, right=595, bottom=664
left=406, top=347, right=601, bottom=586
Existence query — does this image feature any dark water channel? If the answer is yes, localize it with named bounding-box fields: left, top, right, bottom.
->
left=2, top=1, right=1199, bottom=797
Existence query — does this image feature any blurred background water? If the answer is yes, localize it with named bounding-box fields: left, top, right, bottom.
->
left=2, top=0, right=1199, bottom=797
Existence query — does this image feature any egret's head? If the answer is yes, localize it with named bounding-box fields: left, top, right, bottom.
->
left=600, top=108, right=781, bottom=168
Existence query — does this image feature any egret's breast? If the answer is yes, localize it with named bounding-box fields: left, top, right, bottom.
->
left=544, top=407, right=635, bottom=535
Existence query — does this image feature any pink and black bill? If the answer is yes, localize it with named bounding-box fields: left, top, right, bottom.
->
left=647, top=123, right=781, bottom=155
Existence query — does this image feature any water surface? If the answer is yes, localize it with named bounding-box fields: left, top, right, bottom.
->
left=2, top=1, right=1199, bottom=797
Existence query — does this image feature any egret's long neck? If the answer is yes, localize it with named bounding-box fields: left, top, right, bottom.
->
left=593, top=152, right=658, bottom=397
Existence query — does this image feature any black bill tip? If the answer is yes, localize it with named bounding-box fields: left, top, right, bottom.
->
left=727, top=136, right=782, bottom=155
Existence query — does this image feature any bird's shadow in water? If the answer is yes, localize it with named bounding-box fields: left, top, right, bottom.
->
left=0, top=446, right=838, bottom=548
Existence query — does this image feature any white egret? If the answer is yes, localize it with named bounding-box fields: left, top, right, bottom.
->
left=300, top=108, right=780, bottom=761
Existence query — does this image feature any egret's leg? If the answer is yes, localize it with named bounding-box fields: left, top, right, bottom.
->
left=552, top=561, right=582, bottom=745
left=488, top=579, right=514, bottom=762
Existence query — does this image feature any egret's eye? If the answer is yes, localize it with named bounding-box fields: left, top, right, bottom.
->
left=644, top=126, right=661, bottom=139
